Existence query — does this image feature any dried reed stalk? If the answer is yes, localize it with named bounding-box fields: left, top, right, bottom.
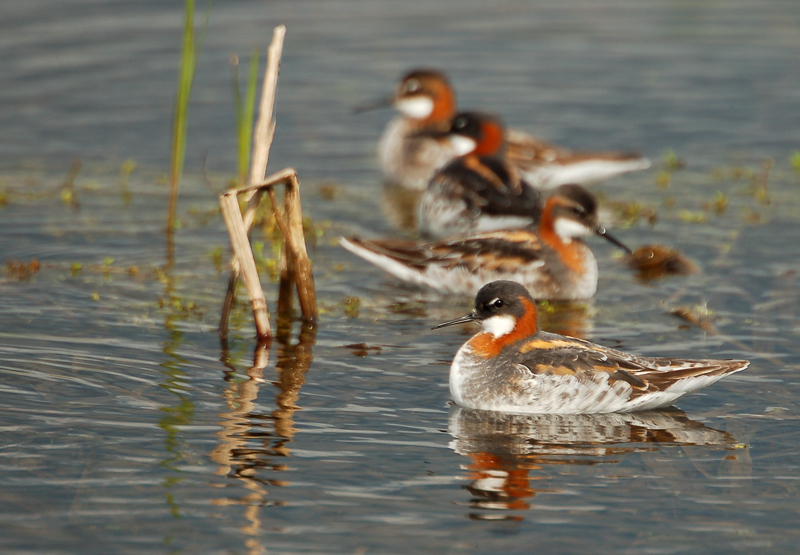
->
left=249, top=26, right=284, bottom=188
left=219, top=25, right=317, bottom=342
left=219, top=191, right=271, bottom=338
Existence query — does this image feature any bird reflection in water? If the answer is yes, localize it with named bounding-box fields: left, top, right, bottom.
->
left=448, top=405, right=739, bottom=521
left=210, top=319, right=316, bottom=552
left=382, top=182, right=422, bottom=232
left=534, top=300, right=592, bottom=339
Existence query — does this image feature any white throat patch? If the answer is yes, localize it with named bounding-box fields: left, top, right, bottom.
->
left=554, top=218, right=591, bottom=240
left=450, top=135, right=478, bottom=156
left=397, top=96, right=434, bottom=119
left=480, top=315, right=516, bottom=338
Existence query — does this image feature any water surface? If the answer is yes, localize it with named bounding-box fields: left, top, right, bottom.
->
left=1, top=1, right=800, bottom=553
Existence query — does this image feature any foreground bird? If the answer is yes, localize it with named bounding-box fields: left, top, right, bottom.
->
left=434, top=280, right=750, bottom=414
left=340, top=184, right=630, bottom=299
left=359, top=68, right=650, bottom=191
left=417, top=111, right=542, bottom=239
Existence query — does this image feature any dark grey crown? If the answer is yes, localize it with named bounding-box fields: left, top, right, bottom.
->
left=551, top=184, right=598, bottom=220
left=473, top=280, right=533, bottom=321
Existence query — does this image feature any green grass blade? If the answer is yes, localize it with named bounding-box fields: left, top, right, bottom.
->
left=241, top=47, right=260, bottom=185
left=167, top=0, right=197, bottom=232
left=230, top=55, right=244, bottom=180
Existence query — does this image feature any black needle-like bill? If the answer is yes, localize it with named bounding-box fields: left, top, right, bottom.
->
left=595, top=226, right=633, bottom=256
left=432, top=312, right=478, bottom=330
left=353, top=94, right=395, bottom=114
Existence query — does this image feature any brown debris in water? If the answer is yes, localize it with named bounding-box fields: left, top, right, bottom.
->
left=627, top=244, right=698, bottom=280
left=6, top=259, right=40, bottom=280
left=343, top=343, right=383, bottom=357
left=670, top=306, right=719, bottom=335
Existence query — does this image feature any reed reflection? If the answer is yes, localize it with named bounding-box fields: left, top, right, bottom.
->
left=448, top=405, right=738, bottom=521
left=158, top=249, right=196, bottom=521
left=211, top=320, right=316, bottom=551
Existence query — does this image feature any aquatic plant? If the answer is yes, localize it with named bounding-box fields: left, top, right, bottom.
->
left=231, top=49, right=261, bottom=187
left=167, top=0, right=209, bottom=232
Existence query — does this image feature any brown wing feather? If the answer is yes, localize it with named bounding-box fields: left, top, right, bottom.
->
left=506, top=128, right=644, bottom=167
left=508, top=129, right=642, bottom=169
left=347, top=238, right=435, bottom=269
left=349, top=231, right=546, bottom=274
left=517, top=331, right=748, bottom=395
left=506, top=129, right=569, bottom=164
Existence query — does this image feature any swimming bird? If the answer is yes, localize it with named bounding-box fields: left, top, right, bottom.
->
left=340, top=184, right=630, bottom=299
left=434, top=280, right=749, bottom=414
left=417, top=111, right=542, bottom=239
left=357, top=69, right=461, bottom=191
left=358, top=68, right=650, bottom=191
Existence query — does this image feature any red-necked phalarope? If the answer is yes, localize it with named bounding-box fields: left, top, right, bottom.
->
left=417, top=111, right=542, bottom=239
left=358, top=69, right=650, bottom=191
left=357, top=69, right=461, bottom=191
left=340, top=184, right=631, bottom=299
left=434, top=280, right=750, bottom=414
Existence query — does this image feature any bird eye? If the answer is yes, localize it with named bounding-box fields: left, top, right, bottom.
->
left=454, top=117, right=467, bottom=130
left=405, top=79, right=420, bottom=93
left=490, top=298, right=503, bottom=308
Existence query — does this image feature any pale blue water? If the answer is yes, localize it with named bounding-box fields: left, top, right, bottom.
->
left=1, top=1, right=800, bottom=553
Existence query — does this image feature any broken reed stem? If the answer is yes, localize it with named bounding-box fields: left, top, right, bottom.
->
left=281, top=172, right=317, bottom=319
left=249, top=25, right=285, bottom=187
left=231, top=23, right=283, bottom=265
left=235, top=167, right=317, bottom=317
left=219, top=25, right=317, bottom=342
left=267, top=188, right=290, bottom=242
left=268, top=188, right=300, bottom=322
left=220, top=168, right=318, bottom=340
left=219, top=25, right=284, bottom=341
left=276, top=246, right=294, bottom=322
left=229, top=24, right=282, bottom=271
left=219, top=191, right=272, bottom=339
